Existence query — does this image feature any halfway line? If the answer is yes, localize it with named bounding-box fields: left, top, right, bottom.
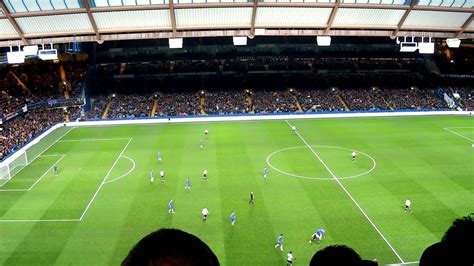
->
left=284, top=120, right=405, bottom=263
left=78, top=138, right=133, bottom=221
left=443, top=128, right=473, bottom=142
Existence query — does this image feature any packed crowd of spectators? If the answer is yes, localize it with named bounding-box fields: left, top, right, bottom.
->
left=0, top=86, right=457, bottom=160
left=86, top=96, right=108, bottom=119
left=108, top=94, right=152, bottom=119
left=0, top=62, right=87, bottom=119
left=252, top=90, right=298, bottom=113
left=204, top=91, right=247, bottom=115
left=157, top=92, right=200, bottom=116
left=339, top=88, right=390, bottom=111
left=297, top=89, right=345, bottom=112
left=381, top=88, right=447, bottom=110
left=0, top=107, right=66, bottom=160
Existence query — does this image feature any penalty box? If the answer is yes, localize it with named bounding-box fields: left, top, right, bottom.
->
left=0, top=138, right=132, bottom=223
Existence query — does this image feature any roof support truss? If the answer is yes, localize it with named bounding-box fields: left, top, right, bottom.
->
left=324, top=0, right=340, bottom=35
left=169, top=0, right=177, bottom=36
left=392, top=0, right=416, bottom=38
left=82, top=0, right=101, bottom=42
left=249, top=0, right=258, bottom=37
left=457, top=14, right=473, bottom=38
left=0, top=0, right=28, bottom=45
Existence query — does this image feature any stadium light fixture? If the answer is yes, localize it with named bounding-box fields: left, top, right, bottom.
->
left=446, top=38, right=461, bottom=48
left=317, top=36, right=331, bottom=47
left=418, top=37, right=434, bottom=54
left=38, top=43, right=58, bottom=61
left=22, top=45, right=38, bottom=56
left=233, top=36, right=247, bottom=46
left=7, top=46, right=25, bottom=64
left=399, top=37, right=418, bottom=52
left=169, top=38, right=183, bottom=49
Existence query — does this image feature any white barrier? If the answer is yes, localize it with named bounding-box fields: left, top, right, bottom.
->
left=66, top=110, right=471, bottom=127
left=1, top=110, right=471, bottom=168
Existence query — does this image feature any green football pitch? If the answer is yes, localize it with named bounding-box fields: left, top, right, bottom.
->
left=0, top=115, right=472, bottom=265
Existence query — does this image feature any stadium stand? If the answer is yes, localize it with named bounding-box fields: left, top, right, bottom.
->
left=204, top=91, right=248, bottom=115
left=1, top=107, right=65, bottom=160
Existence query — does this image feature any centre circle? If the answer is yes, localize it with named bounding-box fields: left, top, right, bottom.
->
left=266, top=145, right=376, bottom=180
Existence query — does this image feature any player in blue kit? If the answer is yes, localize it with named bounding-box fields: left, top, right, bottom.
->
left=275, top=234, right=283, bottom=251
left=263, top=167, right=268, bottom=179
left=230, top=211, right=236, bottom=225
left=309, top=228, right=325, bottom=244
left=150, top=169, right=154, bottom=183
left=184, top=178, right=191, bottom=190
left=199, top=140, right=204, bottom=149
left=157, top=152, right=162, bottom=162
left=53, top=164, right=58, bottom=175
left=168, top=199, right=175, bottom=214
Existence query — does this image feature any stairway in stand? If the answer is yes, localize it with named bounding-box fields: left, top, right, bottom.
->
left=151, top=99, right=158, bottom=117
left=246, top=94, right=255, bottom=114
left=334, top=89, right=350, bottom=111
left=102, top=98, right=114, bottom=119
left=200, top=96, right=206, bottom=115
left=293, top=95, right=303, bottom=112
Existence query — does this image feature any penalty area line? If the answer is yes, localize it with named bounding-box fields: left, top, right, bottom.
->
left=78, top=138, right=133, bottom=221
left=0, top=218, right=80, bottom=223
left=284, top=120, right=405, bottom=264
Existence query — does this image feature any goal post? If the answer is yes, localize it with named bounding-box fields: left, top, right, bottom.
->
left=0, top=164, right=11, bottom=186
left=0, top=150, right=28, bottom=186
left=8, top=150, right=28, bottom=178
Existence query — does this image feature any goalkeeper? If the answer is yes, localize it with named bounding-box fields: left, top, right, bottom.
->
left=53, top=164, right=58, bottom=175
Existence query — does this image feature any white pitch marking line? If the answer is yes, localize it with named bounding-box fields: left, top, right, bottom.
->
left=0, top=155, right=66, bottom=192
left=78, top=138, right=132, bottom=221
left=33, top=127, right=75, bottom=159
left=266, top=145, right=376, bottom=180
left=443, top=127, right=474, bottom=142
left=401, top=261, right=419, bottom=265
left=58, top=138, right=132, bottom=142
left=103, top=155, right=136, bottom=184
left=39, top=154, right=65, bottom=157
left=0, top=219, right=80, bottom=223
left=27, top=154, right=66, bottom=191
left=285, top=120, right=405, bottom=264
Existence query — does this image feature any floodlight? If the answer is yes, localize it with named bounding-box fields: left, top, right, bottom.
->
left=169, top=38, right=183, bottom=49
left=38, top=49, right=58, bottom=60
left=446, top=38, right=461, bottom=48
left=317, top=36, right=331, bottom=47
left=23, top=45, right=38, bottom=56
left=418, top=38, right=434, bottom=54
left=7, top=51, right=25, bottom=64
left=233, top=36, right=247, bottom=46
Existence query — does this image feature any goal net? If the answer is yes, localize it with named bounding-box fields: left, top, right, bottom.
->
left=0, top=151, right=28, bottom=186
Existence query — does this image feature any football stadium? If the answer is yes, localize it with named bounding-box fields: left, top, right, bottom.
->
left=0, top=1, right=473, bottom=265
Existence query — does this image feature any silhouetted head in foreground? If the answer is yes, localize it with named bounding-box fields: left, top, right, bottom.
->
left=420, top=215, right=474, bottom=266
left=310, top=245, right=378, bottom=266
left=122, top=228, right=219, bottom=266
